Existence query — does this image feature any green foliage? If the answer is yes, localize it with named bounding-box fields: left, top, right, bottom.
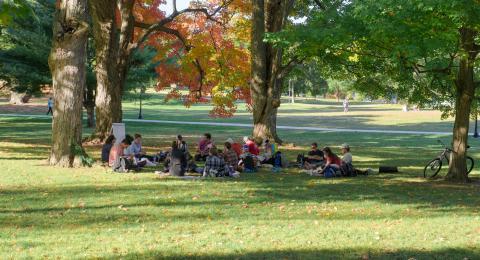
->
left=124, top=46, right=159, bottom=101
left=0, top=0, right=31, bottom=26
left=71, top=142, right=94, bottom=167
left=270, top=0, right=480, bottom=115
left=0, top=0, right=54, bottom=94
left=285, top=60, right=329, bottom=97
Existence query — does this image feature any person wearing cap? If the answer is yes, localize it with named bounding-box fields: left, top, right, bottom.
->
left=341, top=143, right=352, bottom=164
left=226, top=138, right=242, bottom=157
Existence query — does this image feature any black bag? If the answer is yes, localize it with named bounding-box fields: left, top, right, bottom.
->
left=243, top=155, right=255, bottom=171
left=340, top=162, right=357, bottom=177
left=112, top=157, right=132, bottom=173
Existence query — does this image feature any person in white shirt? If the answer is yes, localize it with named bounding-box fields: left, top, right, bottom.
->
left=341, top=143, right=352, bottom=164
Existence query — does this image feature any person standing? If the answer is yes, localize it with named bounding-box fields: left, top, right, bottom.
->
left=343, top=98, right=349, bottom=113
left=46, top=97, right=54, bottom=115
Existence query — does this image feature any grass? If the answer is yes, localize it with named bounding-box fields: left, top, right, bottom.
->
left=1, top=98, right=480, bottom=259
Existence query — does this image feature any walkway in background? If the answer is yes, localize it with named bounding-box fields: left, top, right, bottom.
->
left=0, top=113, right=452, bottom=136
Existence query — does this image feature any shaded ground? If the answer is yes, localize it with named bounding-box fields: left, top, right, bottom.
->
left=0, top=116, right=479, bottom=259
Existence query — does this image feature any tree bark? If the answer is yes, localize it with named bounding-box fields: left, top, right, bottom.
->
left=446, top=27, right=478, bottom=182
left=48, top=0, right=89, bottom=167
left=250, top=0, right=293, bottom=144
left=89, top=0, right=122, bottom=140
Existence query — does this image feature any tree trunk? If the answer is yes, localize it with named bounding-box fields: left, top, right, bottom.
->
left=89, top=0, right=135, bottom=140
left=250, top=0, right=293, bottom=144
left=89, top=0, right=122, bottom=140
left=446, top=27, right=478, bottom=182
left=48, top=0, right=89, bottom=167
left=9, top=90, right=32, bottom=104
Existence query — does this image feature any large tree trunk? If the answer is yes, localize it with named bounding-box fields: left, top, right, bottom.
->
left=48, top=0, right=89, bottom=167
left=89, top=0, right=135, bottom=140
left=446, top=27, right=478, bottom=182
left=89, top=0, right=122, bottom=140
left=250, top=0, right=293, bottom=144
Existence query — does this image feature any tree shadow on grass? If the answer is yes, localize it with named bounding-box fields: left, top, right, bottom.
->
left=1, top=173, right=479, bottom=230
left=104, top=247, right=480, bottom=260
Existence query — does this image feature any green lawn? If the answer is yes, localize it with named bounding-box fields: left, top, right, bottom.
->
left=1, top=100, right=480, bottom=259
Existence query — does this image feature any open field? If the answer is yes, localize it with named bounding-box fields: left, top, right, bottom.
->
left=0, top=95, right=463, bottom=133
left=1, top=98, right=479, bottom=259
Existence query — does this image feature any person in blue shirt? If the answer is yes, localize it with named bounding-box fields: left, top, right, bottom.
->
left=46, top=97, right=53, bottom=115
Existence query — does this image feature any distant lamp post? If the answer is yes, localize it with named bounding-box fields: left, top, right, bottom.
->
left=138, top=90, right=144, bottom=120
left=474, top=112, right=479, bottom=138
left=474, top=98, right=479, bottom=138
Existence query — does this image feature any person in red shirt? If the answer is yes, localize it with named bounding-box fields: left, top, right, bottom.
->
left=243, top=136, right=259, bottom=156
left=318, top=147, right=341, bottom=175
left=226, top=138, right=242, bottom=157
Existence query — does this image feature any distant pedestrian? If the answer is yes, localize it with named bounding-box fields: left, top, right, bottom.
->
left=46, top=97, right=54, bottom=115
left=343, top=98, right=349, bottom=113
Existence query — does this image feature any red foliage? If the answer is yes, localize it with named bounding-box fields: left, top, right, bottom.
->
left=132, top=0, right=251, bottom=118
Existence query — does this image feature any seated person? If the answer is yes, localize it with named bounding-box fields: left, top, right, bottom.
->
left=168, top=141, right=187, bottom=176
left=311, top=147, right=342, bottom=176
left=101, top=135, right=116, bottom=163
left=203, top=147, right=226, bottom=177
left=177, top=135, right=188, bottom=154
left=125, top=134, right=144, bottom=157
left=195, top=133, right=214, bottom=161
left=239, top=145, right=257, bottom=172
left=243, top=136, right=260, bottom=156
left=341, top=143, right=352, bottom=164
left=125, top=133, right=155, bottom=166
left=340, top=144, right=369, bottom=176
left=259, top=139, right=275, bottom=165
left=223, top=142, right=239, bottom=171
left=109, top=138, right=132, bottom=168
left=301, top=143, right=324, bottom=169
left=226, top=138, right=242, bottom=157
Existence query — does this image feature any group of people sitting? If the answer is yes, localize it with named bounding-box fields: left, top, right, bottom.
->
left=297, top=142, right=369, bottom=177
left=101, top=133, right=159, bottom=172
left=101, top=132, right=287, bottom=177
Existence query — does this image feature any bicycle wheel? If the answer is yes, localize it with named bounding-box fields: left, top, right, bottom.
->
left=466, top=156, right=474, bottom=174
left=424, top=158, right=442, bottom=178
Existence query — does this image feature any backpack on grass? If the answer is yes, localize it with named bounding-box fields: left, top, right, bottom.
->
left=340, top=162, right=357, bottom=177
left=112, top=157, right=132, bottom=173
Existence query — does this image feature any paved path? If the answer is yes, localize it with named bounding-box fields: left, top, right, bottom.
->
left=0, top=113, right=452, bottom=136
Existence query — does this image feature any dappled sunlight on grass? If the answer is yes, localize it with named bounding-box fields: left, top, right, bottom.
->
left=1, top=107, right=480, bottom=258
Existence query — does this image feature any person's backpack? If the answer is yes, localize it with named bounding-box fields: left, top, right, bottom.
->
left=112, top=157, right=132, bottom=173
left=296, top=154, right=304, bottom=167
left=340, top=162, right=357, bottom=177
left=274, top=152, right=283, bottom=168
left=243, top=155, right=256, bottom=172
left=323, top=167, right=336, bottom=178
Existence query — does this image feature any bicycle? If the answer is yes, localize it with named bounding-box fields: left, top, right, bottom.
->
left=423, top=140, right=474, bottom=178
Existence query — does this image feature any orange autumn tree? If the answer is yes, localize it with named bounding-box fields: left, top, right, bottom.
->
left=140, top=0, right=252, bottom=117
left=89, top=0, right=236, bottom=139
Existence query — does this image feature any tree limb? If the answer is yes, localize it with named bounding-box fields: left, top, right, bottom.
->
left=134, top=0, right=233, bottom=47
left=277, top=56, right=306, bottom=79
